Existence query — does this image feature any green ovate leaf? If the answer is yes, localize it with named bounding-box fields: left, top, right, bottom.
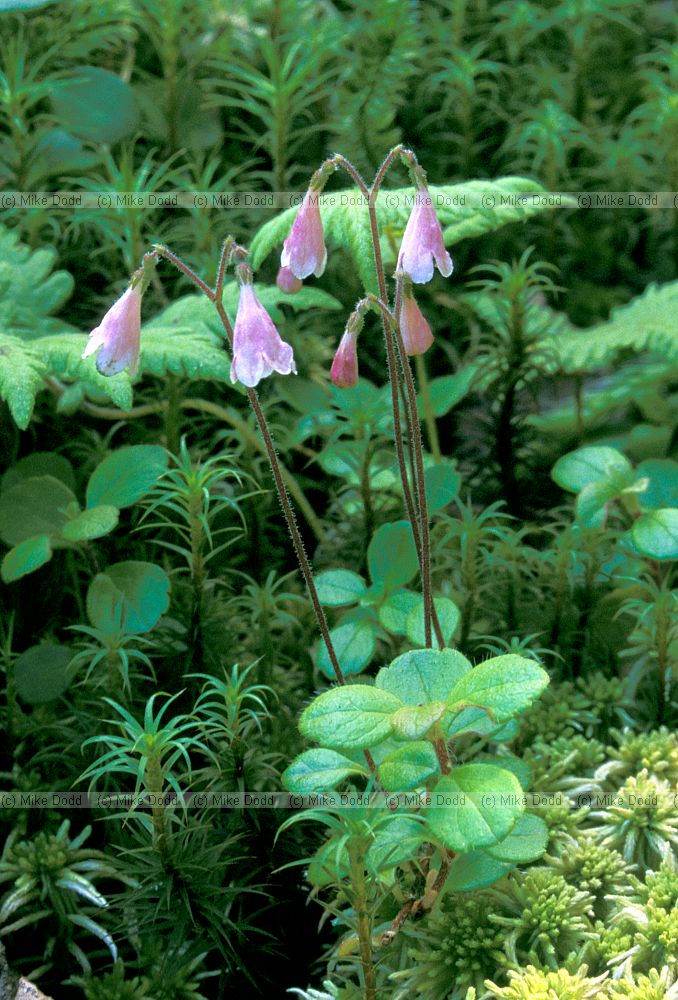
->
left=61, top=505, right=119, bottom=542
left=631, top=509, right=678, bottom=560
left=378, top=588, right=421, bottom=635
left=1, top=534, right=52, bottom=582
left=636, top=460, right=678, bottom=511
left=0, top=475, right=77, bottom=546
left=366, top=816, right=428, bottom=874
left=427, top=764, right=524, bottom=852
left=376, top=648, right=472, bottom=705
left=367, top=521, right=419, bottom=594
left=378, top=742, right=439, bottom=792
left=317, top=619, right=376, bottom=678
left=299, top=685, right=402, bottom=749
left=484, top=813, right=548, bottom=864
left=314, top=569, right=367, bottom=607
left=444, top=851, right=512, bottom=891
left=50, top=66, right=140, bottom=144
left=391, top=702, right=447, bottom=740
left=282, top=749, right=368, bottom=794
left=86, top=446, right=169, bottom=509
left=552, top=446, right=631, bottom=493
left=575, top=479, right=618, bottom=528
left=2, top=452, right=76, bottom=493
left=405, top=596, right=461, bottom=647
left=446, top=655, right=549, bottom=725
left=14, top=644, right=73, bottom=704
left=417, top=368, right=476, bottom=419
left=424, top=461, right=461, bottom=513
left=87, top=561, right=170, bottom=634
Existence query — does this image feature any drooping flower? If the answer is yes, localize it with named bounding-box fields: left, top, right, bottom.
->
left=230, top=281, right=296, bottom=388
left=397, top=188, right=453, bottom=284
left=398, top=288, right=435, bottom=356
left=330, top=330, right=359, bottom=388
left=82, top=284, right=143, bottom=377
left=276, top=265, right=303, bottom=294
left=281, top=190, right=327, bottom=279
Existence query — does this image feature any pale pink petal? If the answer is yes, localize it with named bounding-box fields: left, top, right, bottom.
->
left=330, top=331, right=359, bottom=388
left=397, top=190, right=453, bottom=284
left=281, top=190, right=327, bottom=279
left=398, top=293, right=435, bottom=356
left=230, top=284, right=296, bottom=388
left=81, top=286, right=142, bottom=377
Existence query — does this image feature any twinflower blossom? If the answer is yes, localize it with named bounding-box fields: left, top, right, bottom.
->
left=398, top=287, right=435, bottom=356
left=230, top=281, right=296, bottom=388
left=330, top=330, right=359, bottom=388
left=281, top=190, right=327, bottom=279
left=82, top=284, right=143, bottom=377
left=397, top=188, right=453, bottom=284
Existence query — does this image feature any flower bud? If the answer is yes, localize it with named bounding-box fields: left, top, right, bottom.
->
left=330, top=330, right=359, bottom=388
left=276, top=265, right=303, bottom=294
left=398, top=288, right=435, bottom=356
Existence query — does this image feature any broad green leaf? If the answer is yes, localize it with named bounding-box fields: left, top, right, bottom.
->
left=636, top=459, right=678, bottom=511
left=405, top=596, right=460, bottom=647
left=14, top=644, right=73, bottom=704
left=86, top=445, right=169, bottom=509
left=0, top=475, right=77, bottom=546
left=417, top=368, right=476, bottom=419
left=575, top=479, right=618, bottom=528
left=378, top=742, right=439, bottom=791
left=282, top=749, right=368, bottom=794
left=299, top=685, right=402, bottom=749
left=378, top=589, right=420, bottom=635
left=317, top=619, right=376, bottom=678
left=446, top=655, right=549, bottom=724
left=552, top=446, right=631, bottom=493
left=87, top=561, right=170, bottom=634
left=444, top=850, right=512, bottom=891
left=61, top=505, right=119, bottom=542
left=391, top=702, right=447, bottom=740
left=2, top=452, right=76, bottom=493
left=376, top=648, right=472, bottom=705
left=367, top=521, right=418, bottom=593
left=424, top=461, right=461, bottom=513
left=426, top=765, right=524, bottom=852
left=366, top=817, right=428, bottom=873
left=314, top=569, right=367, bottom=607
left=1, top=534, right=51, bottom=582
left=484, top=813, right=548, bottom=864
left=50, top=67, right=140, bottom=144
left=631, top=509, right=678, bottom=560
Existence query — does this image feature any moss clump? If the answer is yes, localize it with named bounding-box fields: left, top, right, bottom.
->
left=484, top=964, right=608, bottom=999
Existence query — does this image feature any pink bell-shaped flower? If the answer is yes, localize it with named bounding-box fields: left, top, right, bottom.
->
left=397, top=189, right=453, bottom=284
left=276, top=265, right=302, bottom=294
left=82, top=284, right=143, bottom=377
left=398, top=289, right=435, bottom=356
left=330, top=330, right=359, bottom=388
left=281, top=190, right=327, bottom=279
left=230, top=282, right=297, bottom=388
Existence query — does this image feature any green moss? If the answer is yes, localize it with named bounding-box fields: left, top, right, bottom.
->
left=484, top=965, right=608, bottom=999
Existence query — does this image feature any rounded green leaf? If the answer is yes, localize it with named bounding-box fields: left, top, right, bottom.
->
left=484, top=813, right=548, bottom=863
left=405, top=596, right=461, bottom=647
left=575, top=480, right=617, bottom=528
left=446, top=654, right=549, bottom=725
left=376, top=648, right=472, bottom=706
left=14, top=644, right=74, bottom=704
left=0, top=475, right=77, bottom=546
left=317, top=619, right=376, bottom=679
left=426, top=765, right=524, bottom=852
left=424, top=461, right=461, bottom=513
left=366, top=816, right=427, bottom=873
left=378, top=589, right=420, bottom=635
left=636, top=459, right=678, bottom=511
left=552, top=446, right=631, bottom=493
left=86, top=445, right=169, bottom=510
left=87, top=561, right=170, bottom=634
left=61, top=505, right=119, bottom=542
left=391, top=702, right=446, bottom=740
left=1, top=534, right=51, bottom=582
left=2, top=452, right=76, bottom=494
left=367, top=521, right=419, bottom=593
left=314, top=569, right=367, bottom=607
left=631, top=509, right=678, bottom=560
left=282, top=749, right=368, bottom=794
left=50, top=67, right=140, bottom=144
left=378, top=742, right=439, bottom=791
left=299, top=685, right=402, bottom=749
left=445, top=850, right=511, bottom=890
